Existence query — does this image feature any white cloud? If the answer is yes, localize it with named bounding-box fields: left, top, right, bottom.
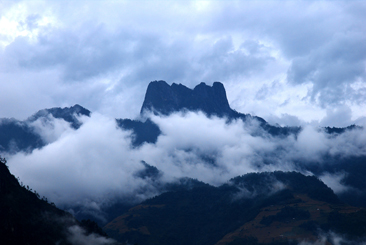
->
left=67, top=225, right=117, bottom=245
left=299, top=231, right=366, bottom=245
left=29, top=114, right=76, bottom=144
left=7, top=111, right=366, bottom=213
left=9, top=113, right=148, bottom=207
left=319, top=172, right=350, bottom=194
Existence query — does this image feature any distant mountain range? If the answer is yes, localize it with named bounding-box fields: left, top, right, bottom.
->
left=104, top=171, right=366, bottom=245
left=0, top=81, right=358, bottom=151
left=1, top=81, right=366, bottom=244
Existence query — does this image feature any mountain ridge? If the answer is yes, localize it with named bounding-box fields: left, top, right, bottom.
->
left=104, top=171, right=366, bottom=245
left=27, top=104, right=91, bottom=129
left=0, top=104, right=90, bottom=153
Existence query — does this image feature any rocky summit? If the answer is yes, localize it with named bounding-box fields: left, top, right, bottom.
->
left=140, top=80, right=233, bottom=117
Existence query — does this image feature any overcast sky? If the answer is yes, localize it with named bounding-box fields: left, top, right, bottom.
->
left=1, top=0, right=366, bottom=127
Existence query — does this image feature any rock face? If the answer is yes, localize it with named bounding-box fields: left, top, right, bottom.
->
left=138, top=80, right=301, bottom=139
left=140, top=81, right=233, bottom=117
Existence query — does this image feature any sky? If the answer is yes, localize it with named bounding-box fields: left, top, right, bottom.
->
left=1, top=0, right=366, bottom=127
left=2, top=0, right=366, bottom=223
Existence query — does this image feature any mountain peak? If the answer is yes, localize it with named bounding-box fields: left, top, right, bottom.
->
left=27, top=104, right=91, bottom=129
left=140, top=80, right=232, bottom=117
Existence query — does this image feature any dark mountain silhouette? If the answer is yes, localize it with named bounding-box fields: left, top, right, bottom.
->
left=0, top=104, right=90, bottom=153
left=117, top=81, right=301, bottom=147
left=27, top=104, right=91, bottom=129
left=141, top=81, right=233, bottom=117
left=104, top=171, right=366, bottom=245
left=0, top=119, right=43, bottom=153
left=0, top=157, right=114, bottom=244
left=324, top=125, right=362, bottom=135
left=116, top=118, right=161, bottom=146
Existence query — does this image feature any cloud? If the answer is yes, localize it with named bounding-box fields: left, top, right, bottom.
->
left=299, top=231, right=366, bottom=245
left=319, top=105, right=354, bottom=128
left=7, top=110, right=366, bottom=217
left=144, top=112, right=280, bottom=185
left=319, top=172, right=350, bottom=194
left=231, top=176, right=286, bottom=201
left=9, top=113, right=150, bottom=207
left=265, top=113, right=304, bottom=127
left=29, top=114, right=76, bottom=144
left=3, top=0, right=366, bottom=208
left=67, top=225, right=117, bottom=245
left=287, top=33, right=366, bottom=107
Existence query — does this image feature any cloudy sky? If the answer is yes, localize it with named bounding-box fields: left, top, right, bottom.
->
left=1, top=0, right=366, bottom=127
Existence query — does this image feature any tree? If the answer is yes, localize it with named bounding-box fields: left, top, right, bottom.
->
left=0, top=155, right=7, bottom=167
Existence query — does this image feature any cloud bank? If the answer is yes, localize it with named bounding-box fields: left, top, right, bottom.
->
left=7, top=112, right=366, bottom=214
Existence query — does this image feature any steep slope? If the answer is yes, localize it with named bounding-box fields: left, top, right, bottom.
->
left=0, top=158, right=74, bottom=244
left=0, top=157, right=116, bottom=244
left=104, top=171, right=366, bottom=245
